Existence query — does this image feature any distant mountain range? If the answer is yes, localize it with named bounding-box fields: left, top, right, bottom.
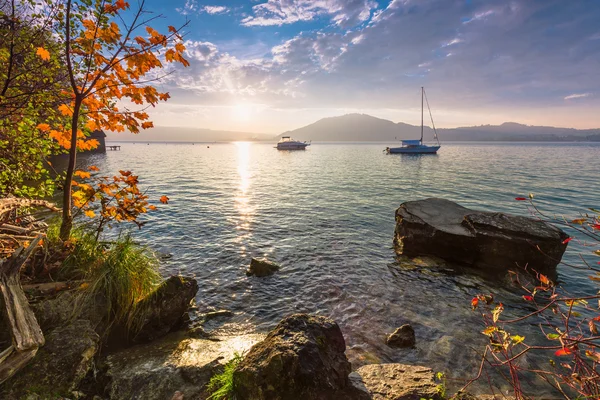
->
left=106, top=114, right=600, bottom=143
left=278, top=114, right=600, bottom=142
left=105, top=127, right=272, bottom=143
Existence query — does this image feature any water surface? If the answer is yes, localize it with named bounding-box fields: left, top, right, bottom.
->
left=83, top=141, right=600, bottom=394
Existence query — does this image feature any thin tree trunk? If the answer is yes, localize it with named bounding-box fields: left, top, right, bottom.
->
left=59, top=97, right=82, bottom=241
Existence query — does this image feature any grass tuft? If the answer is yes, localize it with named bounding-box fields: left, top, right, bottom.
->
left=207, top=352, right=243, bottom=400
left=46, top=219, right=162, bottom=335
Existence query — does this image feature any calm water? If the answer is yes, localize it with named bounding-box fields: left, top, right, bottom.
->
left=82, top=142, right=599, bottom=394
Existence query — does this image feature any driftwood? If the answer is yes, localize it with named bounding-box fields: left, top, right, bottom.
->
left=0, top=198, right=60, bottom=218
left=0, top=236, right=45, bottom=384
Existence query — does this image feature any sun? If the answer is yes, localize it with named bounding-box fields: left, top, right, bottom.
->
left=231, top=103, right=253, bottom=121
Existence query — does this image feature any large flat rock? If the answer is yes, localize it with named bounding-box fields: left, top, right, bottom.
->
left=394, top=198, right=568, bottom=277
left=349, top=364, right=442, bottom=400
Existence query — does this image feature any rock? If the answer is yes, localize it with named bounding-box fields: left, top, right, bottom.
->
left=105, top=330, right=264, bottom=400
left=126, top=275, right=198, bottom=344
left=30, top=291, right=108, bottom=333
left=233, top=313, right=354, bottom=400
left=386, top=324, right=416, bottom=348
left=394, top=198, right=568, bottom=277
left=349, top=364, right=442, bottom=400
left=246, top=258, right=280, bottom=277
left=1, top=320, right=100, bottom=399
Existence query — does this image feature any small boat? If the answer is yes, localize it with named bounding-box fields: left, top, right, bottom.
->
left=386, top=87, right=440, bottom=154
left=276, top=136, right=310, bottom=150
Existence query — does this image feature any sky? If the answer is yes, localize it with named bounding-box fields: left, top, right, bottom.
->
left=139, top=0, right=600, bottom=134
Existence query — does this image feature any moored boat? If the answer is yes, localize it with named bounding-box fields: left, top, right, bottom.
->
left=276, top=136, right=310, bottom=150
left=386, top=87, right=441, bottom=154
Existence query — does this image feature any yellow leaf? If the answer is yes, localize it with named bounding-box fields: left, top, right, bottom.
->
left=36, top=47, right=50, bottom=61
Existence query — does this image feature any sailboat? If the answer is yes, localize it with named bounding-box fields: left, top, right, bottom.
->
left=386, top=87, right=441, bottom=154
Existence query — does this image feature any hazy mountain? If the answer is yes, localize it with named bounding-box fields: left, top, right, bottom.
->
left=106, top=127, right=272, bottom=143
left=278, top=114, right=600, bottom=142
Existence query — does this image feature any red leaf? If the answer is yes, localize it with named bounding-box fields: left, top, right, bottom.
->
left=555, top=348, right=573, bottom=356
left=562, top=237, right=573, bottom=245
left=515, top=197, right=527, bottom=201
left=471, top=297, right=479, bottom=310
left=592, top=224, right=600, bottom=230
left=523, top=295, right=534, bottom=302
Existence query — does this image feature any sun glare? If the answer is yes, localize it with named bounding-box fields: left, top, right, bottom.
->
left=231, top=103, right=253, bottom=121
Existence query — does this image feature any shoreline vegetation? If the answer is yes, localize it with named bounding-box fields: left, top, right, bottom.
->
left=2, top=1, right=600, bottom=399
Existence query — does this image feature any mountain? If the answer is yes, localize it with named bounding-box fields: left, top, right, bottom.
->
left=278, top=114, right=600, bottom=142
left=106, top=127, right=272, bottom=143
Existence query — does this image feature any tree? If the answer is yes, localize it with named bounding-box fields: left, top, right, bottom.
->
left=0, top=0, right=70, bottom=197
left=46, top=0, right=189, bottom=240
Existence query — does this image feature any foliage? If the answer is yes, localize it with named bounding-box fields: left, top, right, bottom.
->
left=70, top=166, right=157, bottom=241
left=47, top=219, right=162, bottom=334
left=0, top=0, right=70, bottom=197
left=465, top=195, right=600, bottom=399
left=43, top=0, right=190, bottom=239
left=207, top=353, right=243, bottom=400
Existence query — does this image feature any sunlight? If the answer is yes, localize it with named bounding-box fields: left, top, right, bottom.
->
left=232, top=142, right=255, bottom=255
left=231, top=103, right=254, bottom=121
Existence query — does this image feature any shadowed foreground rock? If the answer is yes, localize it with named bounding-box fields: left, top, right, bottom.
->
left=128, top=276, right=198, bottom=344
left=247, top=258, right=280, bottom=277
left=233, top=313, right=355, bottom=400
left=349, top=364, right=442, bottom=400
left=395, top=198, right=568, bottom=277
left=106, top=330, right=264, bottom=400
left=1, top=320, right=99, bottom=399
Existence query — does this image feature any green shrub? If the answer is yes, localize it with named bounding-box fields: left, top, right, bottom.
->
left=207, top=353, right=243, bottom=400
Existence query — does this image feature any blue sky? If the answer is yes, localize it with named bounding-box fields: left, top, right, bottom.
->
left=141, top=0, right=600, bottom=133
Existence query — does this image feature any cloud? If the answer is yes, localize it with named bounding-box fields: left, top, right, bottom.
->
left=564, top=93, right=591, bottom=100
left=241, top=0, right=378, bottom=28
left=176, top=1, right=230, bottom=15
left=201, top=5, right=230, bottom=15
left=165, top=0, right=600, bottom=119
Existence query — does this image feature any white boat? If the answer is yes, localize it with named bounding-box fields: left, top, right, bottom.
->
left=276, top=136, right=310, bottom=150
left=386, top=87, right=441, bottom=154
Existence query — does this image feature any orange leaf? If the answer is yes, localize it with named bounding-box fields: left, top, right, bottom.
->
left=555, top=348, right=573, bottom=356
left=471, top=297, right=479, bottom=310
left=36, top=47, right=50, bottom=61
left=84, top=209, right=96, bottom=218
left=74, top=170, right=91, bottom=179
left=88, top=165, right=100, bottom=171
left=149, top=205, right=157, bottom=211
left=160, top=195, right=169, bottom=204
left=37, top=123, right=50, bottom=131
left=539, top=274, right=551, bottom=286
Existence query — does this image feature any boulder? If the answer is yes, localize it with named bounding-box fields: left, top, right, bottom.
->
left=246, top=258, right=280, bottom=277
left=233, top=313, right=354, bottom=400
left=105, top=330, right=264, bottom=400
left=394, top=198, right=568, bottom=277
left=386, top=324, right=415, bottom=348
left=1, top=320, right=100, bottom=399
left=127, top=276, right=198, bottom=344
left=349, top=364, right=442, bottom=400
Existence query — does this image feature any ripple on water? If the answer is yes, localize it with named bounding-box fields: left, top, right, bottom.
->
left=80, top=141, right=600, bottom=395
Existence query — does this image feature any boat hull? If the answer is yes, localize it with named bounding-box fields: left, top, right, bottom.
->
left=276, top=143, right=310, bottom=150
left=387, top=145, right=440, bottom=154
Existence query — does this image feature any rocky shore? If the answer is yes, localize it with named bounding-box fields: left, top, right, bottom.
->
left=1, top=198, right=568, bottom=399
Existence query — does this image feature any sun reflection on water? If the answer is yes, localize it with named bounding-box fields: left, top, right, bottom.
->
left=233, top=142, right=255, bottom=255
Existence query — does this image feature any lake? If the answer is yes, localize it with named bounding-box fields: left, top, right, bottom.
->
left=80, top=141, right=600, bottom=395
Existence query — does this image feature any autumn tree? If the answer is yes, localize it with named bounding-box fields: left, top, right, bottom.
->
left=0, top=0, right=70, bottom=197
left=41, top=0, right=189, bottom=240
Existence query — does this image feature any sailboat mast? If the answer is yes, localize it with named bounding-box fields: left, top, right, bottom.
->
left=420, top=87, right=424, bottom=143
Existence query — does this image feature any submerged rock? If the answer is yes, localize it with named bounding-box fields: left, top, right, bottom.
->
left=349, top=364, right=442, bottom=400
left=233, top=313, right=354, bottom=400
left=127, top=275, right=198, bottom=344
left=105, top=330, right=264, bottom=400
left=394, top=198, right=568, bottom=277
left=1, top=320, right=99, bottom=399
left=246, top=258, right=280, bottom=277
left=386, top=324, right=416, bottom=348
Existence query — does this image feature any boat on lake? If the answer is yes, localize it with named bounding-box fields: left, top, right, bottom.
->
left=276, top=136, right=310, bottom=150
left=386, top=87, right=440, bottom=154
